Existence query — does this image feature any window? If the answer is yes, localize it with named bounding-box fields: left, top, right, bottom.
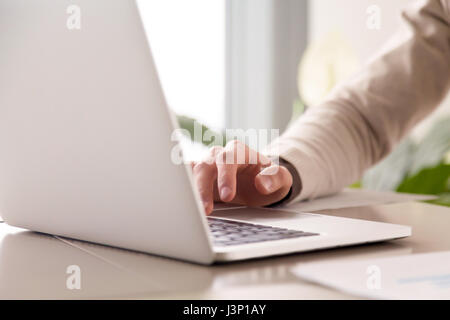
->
left=137, top=0, right=225, bottom=130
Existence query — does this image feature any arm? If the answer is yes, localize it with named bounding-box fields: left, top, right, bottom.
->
left=265, top=0, right=450, bottom=202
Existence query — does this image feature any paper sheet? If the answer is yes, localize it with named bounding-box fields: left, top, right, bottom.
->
left=291, top=251, right=450, bottom=299
left=279, top=188, right=435, bottom=212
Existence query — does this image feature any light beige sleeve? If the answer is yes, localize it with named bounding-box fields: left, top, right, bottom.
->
left=265, top=0, right=450, bottom=203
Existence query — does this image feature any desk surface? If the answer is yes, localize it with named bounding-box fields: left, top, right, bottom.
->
left=0, top=201, right=449, bottom=299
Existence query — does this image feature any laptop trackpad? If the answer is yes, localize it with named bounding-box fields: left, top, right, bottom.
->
left=210, top=207, right=323, bottom=231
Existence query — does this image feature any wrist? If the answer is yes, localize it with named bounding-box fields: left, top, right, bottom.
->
left=267, top=157, right=302, bottom=207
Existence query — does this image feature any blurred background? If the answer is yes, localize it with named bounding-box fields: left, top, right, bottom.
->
left=137, top=0, right=450, bottom=206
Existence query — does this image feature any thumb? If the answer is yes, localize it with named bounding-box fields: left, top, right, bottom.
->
left=254, top=165, right=293, bottom=195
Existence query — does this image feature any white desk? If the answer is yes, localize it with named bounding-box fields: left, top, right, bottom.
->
left=0, top=201, right=449, bottom=299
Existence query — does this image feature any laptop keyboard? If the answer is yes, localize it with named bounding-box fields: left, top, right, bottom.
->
left=208, top=217, right=319, bottom=247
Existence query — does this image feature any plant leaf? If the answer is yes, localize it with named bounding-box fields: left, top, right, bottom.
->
left=396, top=163, right=450, bottom=195
left=176, top=115, right=227, bottom=147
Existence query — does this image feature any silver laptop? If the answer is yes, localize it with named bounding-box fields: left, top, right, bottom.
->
left=0, top=0, right=411, bottom=264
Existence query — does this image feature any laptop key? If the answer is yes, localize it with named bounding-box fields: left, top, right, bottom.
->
left=208, top=218, right=319, bottom=247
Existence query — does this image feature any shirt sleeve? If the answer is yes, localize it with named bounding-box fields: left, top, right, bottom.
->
left=265, top=0, right=450, bottom=203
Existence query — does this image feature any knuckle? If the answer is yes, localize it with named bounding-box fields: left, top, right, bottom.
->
left=209, top=146, right=223, bottom=156
left=260, top=154, right=272, bottom=166
left=219, top=150, right=236, bottom=165
left=227, top=139, right=241, bottom=149
left=215, top=150, right=227, bottom=164
left=193, top=161, right=214, bottom=173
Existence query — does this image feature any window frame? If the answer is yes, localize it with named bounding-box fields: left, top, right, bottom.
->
left=225, top=0, right=308, bottom=132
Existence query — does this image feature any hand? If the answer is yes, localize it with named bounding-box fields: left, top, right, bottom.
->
left=191, top=140, right=293, bottom=215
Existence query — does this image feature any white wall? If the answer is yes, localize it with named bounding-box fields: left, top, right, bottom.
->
left=308, top=0, right=450, bottom=140
left=309, top=0, right=411, bottom=61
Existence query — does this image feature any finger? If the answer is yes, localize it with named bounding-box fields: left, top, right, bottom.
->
left=215, top=142, right=244, bottom=202
left=193, top=162, right=217, bottom=215
left=216, top=158, right=238, bottom=202
left=193, top=149, right=222, bottom=215
left=194, top=146, right=223, bottom=214
left=254, top=165, right=293, bottom=195
left=215, top=141, right=252, bottom=202
left=216, top=142, right=245, bottom=202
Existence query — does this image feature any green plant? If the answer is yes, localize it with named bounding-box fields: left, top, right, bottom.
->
left=176, top=115, right=228, bottom=147
left=397, top=163, right=450, bottom=207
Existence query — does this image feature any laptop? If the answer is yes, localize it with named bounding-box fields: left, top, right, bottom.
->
left=0, top=0, right=411, bottom=264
